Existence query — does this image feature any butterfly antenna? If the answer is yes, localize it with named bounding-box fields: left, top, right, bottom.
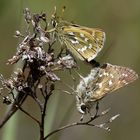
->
left=60, top=6, right=66, bottom=20
left=56, top=88, right=73, bottom=95
left=51, top=6, right=57, bottom=19
left=73, top=69, right=84, bottom=80
left=73, top=69, right=88, bottom=88
left=59, top=81, right=75, bottom=93
left=68, top=69, right=77, bottom=89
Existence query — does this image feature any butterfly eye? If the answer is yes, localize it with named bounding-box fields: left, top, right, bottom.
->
left=52, top=20, right=57, bottom=28
left=86, top=91, right=90, bottom=96
left=80, top=104, right=87, bottom=113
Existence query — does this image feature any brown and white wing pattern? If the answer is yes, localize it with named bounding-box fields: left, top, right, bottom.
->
left=89, top=63, right=138, bottom=100
left=76, top=63, right=138, bottom=114
left=58, top=25, right=105, bottom=62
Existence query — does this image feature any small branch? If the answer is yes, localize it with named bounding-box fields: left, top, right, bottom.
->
left=30, top=91, right=43, bottom=111
left=44, top=108, right=117, bottom=139
left=44, top=122, right=78, bottom=139
left=44, top=121, right=108, bottom=140
left=39, top=98, right=47, bottom=140
left=34, top=79, right=41, bottom=97
left=40, top=88, right=46, bottom=99
left=39, top=84, right=54, bottom=140
left=19, top=106, right=40, bottom=125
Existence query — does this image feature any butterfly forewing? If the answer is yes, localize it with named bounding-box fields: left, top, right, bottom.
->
left=58, top=24, right=106, bottom=62
left=90, top=63, right=138, bottom=100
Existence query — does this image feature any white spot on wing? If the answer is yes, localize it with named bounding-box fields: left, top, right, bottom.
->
left=68, top=32, right=74, bottom=35
left=70, top=39, right=79, bottom=44
left=99, top=74, right=103, bottom=77
left=122, top=73, right=128, bottom=77
left=81, top=46, right=88, bottom=52
left=122, top=80, right=128, bottom=84
left=104, top=87, right=110, bottom=91
left=96, top=38, right=100, bottom=41
left=103, top=72, right=109, bottom=76
left=87, top=54, right=97, bottom=62
left=92, top=32, right=95, bottom=36
left=84, top=38, right=89, bottom=42
left=77, top=48, right=81, bottom=52
left=88, top=44, right=92, bottom=49
left=96, top=83, right=103, bottom=88
left=80, top=33, right=85, bottom=37
left=110, top=74, right=114, bottom=78
left=109, top=80, right=113, bottom=86
left=74, top=37, right=79, bottom=40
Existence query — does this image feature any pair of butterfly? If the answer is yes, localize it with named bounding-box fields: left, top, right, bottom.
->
left=0, top=10, right=138, bottom=130
left=50, top=13, right=138, bottom=115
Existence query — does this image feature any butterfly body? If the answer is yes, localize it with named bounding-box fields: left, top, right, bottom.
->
left=76, top=63, right=138, bottom=114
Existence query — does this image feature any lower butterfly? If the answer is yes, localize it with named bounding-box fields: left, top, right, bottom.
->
left=49, top=13, right=106, bottom=62
left=76, top=63, right=138, bottom=114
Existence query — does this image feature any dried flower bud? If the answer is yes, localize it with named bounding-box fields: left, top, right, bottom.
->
left=17, top=86, right=23, bottom=91
left=15, top=30, right=21, bottom=37
left=48, top=62, right=54, bottom=66
left=57, top=55, right=76, bottom=69
left=3, top=96, right=12, bottom=105
left=7, top=55, right=20, bottom=64
left=39, top=66, right=45, bottom=71
left=23, top=8, right=32, bottom=24
left=109, top=114, right=120, bottom=122
left=46, top=72, right=60, bottom=81
left=38, top=84, right=43, bottom=89
left=3, top=79, right=14, bottom=90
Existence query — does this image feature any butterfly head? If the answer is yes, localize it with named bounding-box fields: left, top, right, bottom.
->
left=51, top=6, right=67, bottom=29
left=76, top=95, right=91, bottom=114
left=51, top=10, right=58, bottom=28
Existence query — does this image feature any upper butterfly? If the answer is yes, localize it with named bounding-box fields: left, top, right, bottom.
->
left=49, top=12, right=106, bottom=62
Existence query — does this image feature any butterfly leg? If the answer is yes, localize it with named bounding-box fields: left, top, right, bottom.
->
left=68, top=69, right=77, bottom=89
left=61, top=90, right=73, bottom=95
left=58, top=80, right=75, bottom=94
left=91, top=101, right=99, bottom=119
left=80, top=114, right=84, bottom=121
left=95, top=101, right=99, bottom=116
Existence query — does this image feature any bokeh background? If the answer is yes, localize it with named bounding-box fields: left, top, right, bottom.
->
left=0, top=0, right=139, bottom=140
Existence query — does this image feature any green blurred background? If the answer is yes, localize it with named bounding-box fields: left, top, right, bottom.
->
left=0, top=0, right=139, bottom=140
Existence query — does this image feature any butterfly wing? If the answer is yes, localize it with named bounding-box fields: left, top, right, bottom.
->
left=58, top=25, right=105, bottom=62
left=89, top=63, right=138, bottom=101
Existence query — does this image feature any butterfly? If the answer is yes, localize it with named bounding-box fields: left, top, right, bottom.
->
left=49, top=11, right=106, bottom=62
left=75, top=63, right=138, bottom=114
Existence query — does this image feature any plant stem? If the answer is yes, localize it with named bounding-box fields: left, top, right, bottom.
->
left=39, top=86, right=53, bottom=140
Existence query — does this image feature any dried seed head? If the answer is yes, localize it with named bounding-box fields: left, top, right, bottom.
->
left=3, top=96, right=12, bottom=105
